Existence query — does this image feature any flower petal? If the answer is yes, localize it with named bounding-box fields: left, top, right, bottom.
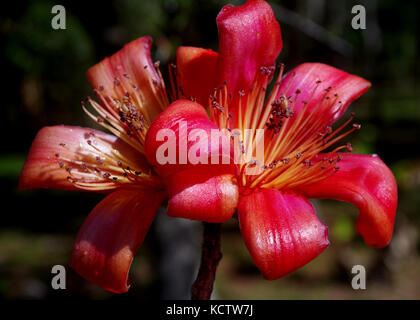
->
left=86, top=36, right=167, bottom=123
left=216, top=0, right=282, bottom=93
left=238, top=188, right=329, bottom=280
left=167, top=166, right=238, bottom=223
left=69, top=188, right=165, bottom=293
left=145, top=99, right=238, bottom=223
left=145, top=99, right=234, bottom=178
left=294, top=153, right=397, bottom=248
left=216, top=0, right=282, bottom=125
left=176, top=46, right=218, bottom=107
left=19, top=125, right=149, bottom=192
left=277, top=63, right=371, bottom=126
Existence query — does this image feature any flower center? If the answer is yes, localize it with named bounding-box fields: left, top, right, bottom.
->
left=209, top=64, right=361, bottom=190
left=83, top=62, right=169, bottom=154
left=56, top=62, right=170, bottom=191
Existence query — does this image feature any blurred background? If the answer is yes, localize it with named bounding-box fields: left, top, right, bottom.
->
left=0, top=0, right=419, bottom=299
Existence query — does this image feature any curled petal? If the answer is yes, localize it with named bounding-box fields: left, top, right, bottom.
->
left=167, top=166, right=238, bottom=223
left=176, top=46, right=218, bottom=107
left=216, top=0, right=282, bottom=92
left=216, top=0, right=282, bottom=125
left=145, top=99, right=234, bottom=178
left=294, top=153, right=397, bottom=248
left=277, top=63, right=371, bottom=126
left=238, top=188, right=329, bottom=279
left=86, top=36, right=167, bottom=123
left=19, top=126, right=148, bottom=192
left=69, top=188, right=165, bottom=293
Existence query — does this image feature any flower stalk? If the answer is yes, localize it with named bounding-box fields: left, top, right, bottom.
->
left=191, top=222, right=222, bottom=300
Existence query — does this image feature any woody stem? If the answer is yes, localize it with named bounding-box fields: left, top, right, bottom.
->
left=191, top=222, right=222, bottom=300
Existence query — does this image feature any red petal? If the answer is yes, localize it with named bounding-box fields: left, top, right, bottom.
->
left=294, top=153, right=397, bottom=248
left=277, top=63, right=371, bottom=126
left=216, top=0, right=282, bottom=124
left=176, top=46, right=218, bottom=107
left=216, top=0, right=282, bottom=92
left=19, top=126, right=146, bottom=192
left=238, top=188, right=329, bottom=279
left=69, top=188, right=165, bottom=293
left=144, top=99, right=234, bottom=178
left=86, top=36, right=166, bottom=122
left=167, top=166, right=238, bottom=223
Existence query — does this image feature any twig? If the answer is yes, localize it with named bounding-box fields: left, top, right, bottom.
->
left=191, top=223, right=222, bottom=300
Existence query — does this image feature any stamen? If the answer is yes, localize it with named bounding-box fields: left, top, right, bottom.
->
left=218, top=63, right=363, bottom=190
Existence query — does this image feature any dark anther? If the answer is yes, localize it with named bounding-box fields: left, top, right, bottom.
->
left=211, top=100, right=224, bottom=113
left=271, top=97, right=293, bottom=119
left=96, top=156, right=104, bottom=164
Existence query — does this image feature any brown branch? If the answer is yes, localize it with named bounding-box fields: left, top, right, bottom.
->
left=191, top=222, right=222, bottom=300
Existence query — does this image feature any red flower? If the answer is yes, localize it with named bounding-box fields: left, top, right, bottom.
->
left=19, top=0, right=397, bottom=293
